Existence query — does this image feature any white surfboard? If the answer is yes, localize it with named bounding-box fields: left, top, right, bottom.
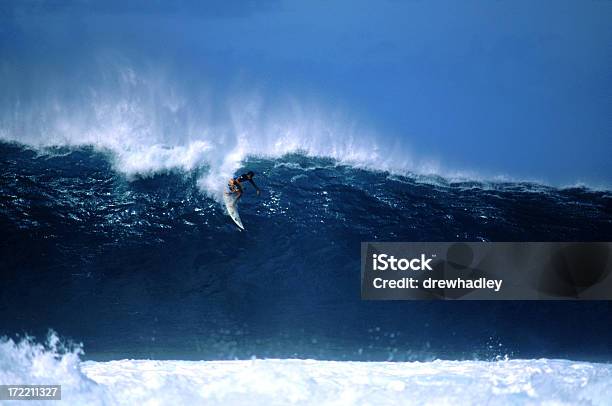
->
left=223, top=193, right=245, bottom=230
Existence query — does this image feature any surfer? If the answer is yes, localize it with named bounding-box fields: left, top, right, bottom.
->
left=227, top=171, right=261, bottom=201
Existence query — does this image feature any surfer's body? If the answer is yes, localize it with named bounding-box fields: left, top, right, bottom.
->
left=224, top=171, right=260, bottom=230
left=227, top=171, right=260, bottom=201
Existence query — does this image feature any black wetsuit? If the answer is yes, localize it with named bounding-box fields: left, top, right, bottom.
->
left=235, top=174, right=253, bottom=183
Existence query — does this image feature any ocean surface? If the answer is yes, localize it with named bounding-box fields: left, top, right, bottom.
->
left=1, top=140, right=612, bottom=404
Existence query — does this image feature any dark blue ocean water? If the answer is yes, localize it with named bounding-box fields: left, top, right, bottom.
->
left=1, top=142, right=611, bottom=361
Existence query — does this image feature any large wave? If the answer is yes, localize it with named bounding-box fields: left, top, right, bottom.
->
left=0, top=60, right=449, bottom=202
left=2, top=142, right=611, bottom=362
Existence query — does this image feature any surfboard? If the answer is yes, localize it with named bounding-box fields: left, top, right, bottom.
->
left=223, top=193, right=245, bottom=230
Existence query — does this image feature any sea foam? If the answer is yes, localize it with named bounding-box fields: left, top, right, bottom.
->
left=1, top=334, right=611, bottom=405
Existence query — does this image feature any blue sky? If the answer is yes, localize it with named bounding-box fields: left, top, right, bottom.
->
left=1, top=0, right=611, bottom=185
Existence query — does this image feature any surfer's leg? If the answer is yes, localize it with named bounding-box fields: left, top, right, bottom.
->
left=228, top=179, right=240, bottom=195
left=235, top=183, right=244, bottom=200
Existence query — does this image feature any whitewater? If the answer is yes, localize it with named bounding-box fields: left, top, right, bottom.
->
left=1, top=334, right=611, bottom=406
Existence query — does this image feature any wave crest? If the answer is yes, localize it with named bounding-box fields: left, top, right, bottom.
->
left=0, top=61, right=436, bottom=200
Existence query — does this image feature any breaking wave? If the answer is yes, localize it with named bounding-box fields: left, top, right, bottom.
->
left=0, top=61, right=446, bottom=202
left=1, top=142, right=611, bottom=362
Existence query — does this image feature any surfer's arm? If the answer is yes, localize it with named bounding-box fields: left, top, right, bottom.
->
left=248, top=179, right=261, bottom=195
